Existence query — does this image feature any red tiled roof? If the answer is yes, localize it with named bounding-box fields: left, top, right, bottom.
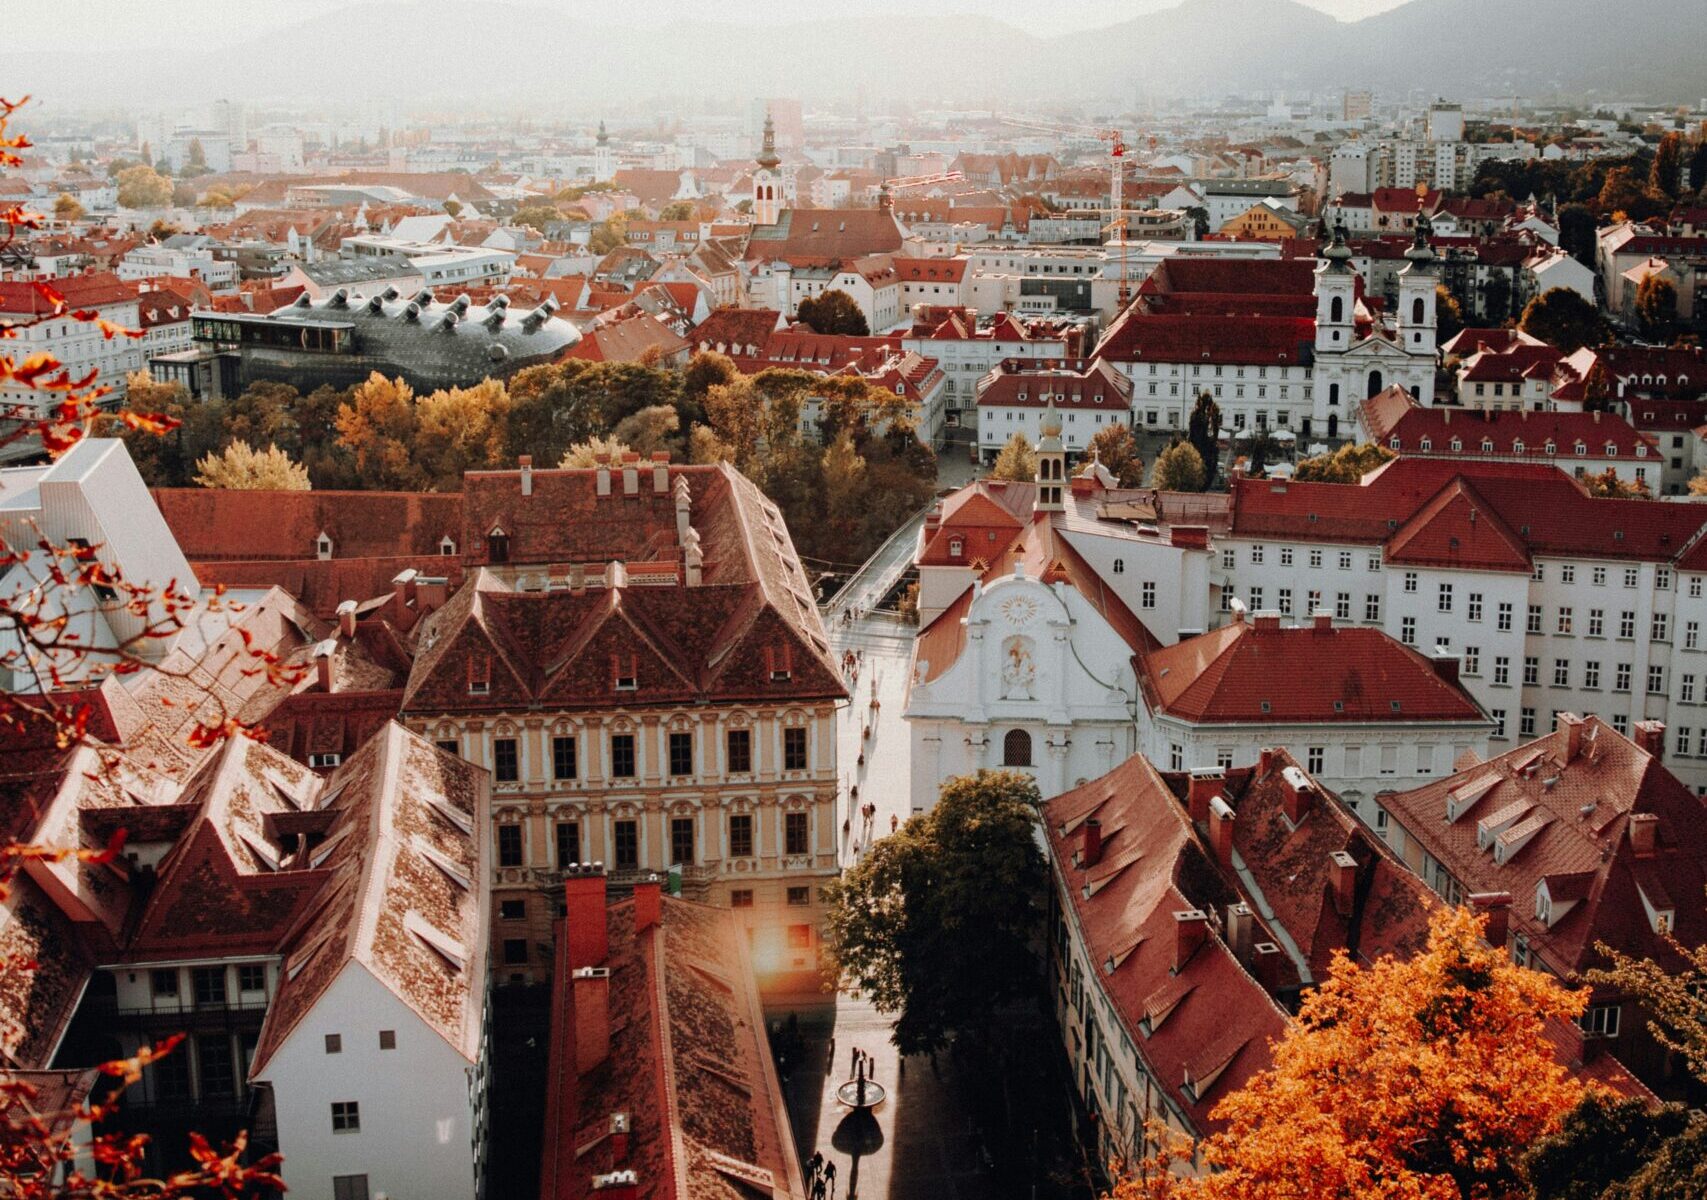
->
left=1094, top=311, right=1317, bottom=368
left=690, top=307, right=782, bottom=357
left=0, top=273, right=137, bottom=315
left=152, top=489, right=463, bottom=563
left=1139, top=617, right=1484, bottom=725
left=892, top=256, right=969, bottom=283
left=976, top=360, right=1131, bottom=410
left=1141, top=257, right=1318, bottom=299
left=1364, top=388, right=1657, bottom=464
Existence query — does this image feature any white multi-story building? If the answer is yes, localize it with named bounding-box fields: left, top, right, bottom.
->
left=118, top=239, right=240, bottom=291
left=974, top=361, right=1132, bottom=462
left=0, top=276, right=143, bottom=433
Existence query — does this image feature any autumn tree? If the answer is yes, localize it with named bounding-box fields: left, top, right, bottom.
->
left=1152, top=440, right=1206, bottom=492
left=1435, top=283, right=1465, bottom=344
left=504, top=359, right=600, bottom=465
left=1582, top=468, right=1649, bottom=498
left=194, top=440, right=311, bottom=490
left=989, top=432, right=1036, bottom=481
left=659, top=200, right=696, bottom=221
left=1524, top=1091, right=1696, bottom=1200
left=1086, top=424, right=1145, bottom=486
left=115, top=164, right=173, bottom=209
left=512, top=203, right=563, bottom=232
left=1520, top=287, right=1606, bottom=352
left=1111, top=907, right=1586, bottom=1200
left=413, top=378, right=511, bottom=490
left=795, top=289, right=870, bottom=336
left=1651, top=131, right=1684, bottom=197
left=1558, top=203, right=1599, bottom=268
left=560, top=435, right=633, bottom=467
left=51, top=192, right=82, bottom=221
left=334, top=372, right=426, bottom=490
left=1635, top=273, right=1678, bottom=341
left=820, top=770, right=1046, bottom=1056
left=611, top=403, right=681, bottom=458
left=1292, top=441, right=1396, bottom=483
left=588, top=215, right=626, bottom=254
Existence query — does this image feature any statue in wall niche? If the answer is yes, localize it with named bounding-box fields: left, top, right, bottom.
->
left=1000, top=636, right=1037, bottom=701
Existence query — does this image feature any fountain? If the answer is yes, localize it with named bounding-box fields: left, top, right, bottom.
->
left=834, top=1056, right=886, bottom=1111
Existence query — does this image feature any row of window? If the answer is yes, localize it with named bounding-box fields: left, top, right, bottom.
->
left=1236, top=546, right=1382, bottom=572
left=467, top=727, right=809, bottom=785
left=1490, top=709, right=1635, bottom=741
left=1244, top=587, right=1381, bottom=623
left=495, top=810, right=814, bottom=870
left=150, top=963, right=267, bottom=1005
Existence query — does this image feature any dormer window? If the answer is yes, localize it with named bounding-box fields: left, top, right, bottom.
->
left=468, top=657, right=491, bottom=696
left=612, top=653, right=638, bottom=692
left=1576, top=441, right=1586, bottom=455
left=1481, top=438, right=1494, bottom=452
left=440, top=535, right=457, bottom=556
left=948, top=537, right=964, bottom=558
left=487, top=526, right=509, bottom=563
left=316, top=532, right=334, bottom=561
left=1389, top=436, right=1401, bottom=449
left=1636, top=444, right=1647, bottom=457
left=1544, top=441, right=1556, bottom=455
left=1512, top=440, right=1525, bottom=454
left=766, top=643, right=794, bottom=683
left=1419, top=437, right=1432, bottom=452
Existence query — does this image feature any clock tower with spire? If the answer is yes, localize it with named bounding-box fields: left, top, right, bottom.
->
left=593, top=120, right=615, bottom=183
left=752, top=110, right=781, bottom=226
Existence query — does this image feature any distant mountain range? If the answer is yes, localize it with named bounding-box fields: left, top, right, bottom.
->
left=4, top=0, right=1701, bottom=110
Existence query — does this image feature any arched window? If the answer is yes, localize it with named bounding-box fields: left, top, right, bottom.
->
left=487, top=528, right=510, bottom=563
left=1412, top=296, right=1425, bottom=325
left=1328, top=383, right=1340, bottom=408
left=1003, top=729, right=1033, bottom=767
left=1329, top=296, right=1344, bottom=324
left=1367, top=370, right=1383, bottom=398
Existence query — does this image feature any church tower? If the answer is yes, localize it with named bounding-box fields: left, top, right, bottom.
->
left=752, top=110, right=781, bottom=226
left=593, top=120, right=615, bottom=183
left=1396, top=213, right=1438, bottom=360
left=1034, top=398, right=1066, bottom=514
left=1313, top=218, right=1357, bottom=356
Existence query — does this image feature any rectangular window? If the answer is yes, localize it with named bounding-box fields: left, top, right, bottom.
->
left=193, top=967, right=227, bottom=1008
left=1438, top=583, right=1453, bottom=613
left=1523, top=657, right=1539, bottom=685
left=556, top=820, right=580, bottom=866
left=1335, top=592, right=1351, bottom=620
left=1310, top=550, right=1323, bottom=569
left=610, top=734, right=636, bottom=778
left=1585, top=662, right=1601, bottom=689
left=1615, top=663, right=1632, bottom=693
left=1464, top=646, right=1480, bottom=676
left=1403, top=572, right=1417, bottom=593
left=1679, top=727, right=1694, bottom=757
left=436, top=738, right=460, bottom=756
left=1368, top=554, right=1382, bottom=572
left=1365, top=594, right=1381, bottom=622
left=671, top=817, right=695, bottom=866
left=1250, top=544, right=1264, bottom=565
left=1279, top=587, right=1292, bottom=615
left=1625, top=567, right=1640, bottom=588
left=325, top=1033, right=343, bottom=1055
left=503, top=938, right=529, bottom=965
left=1619, top=611, right=1636, bottom=639
left=1649, top=665, right=1667, bottom=695
left=787, top=885, right=812, bottom=907
left=1492, top=709, right=1507, bottom=739
left=729, top=813, right=754, bottom=858
left=786, top=811, right=809, bottom=856
left=726, top=728, right=752, bottom=773
left=1306, top=747, right=1324, bottom=774
left=1533, top=562, right=1545, bottom=582
left=552, top=735, right=577, bottom=780
left=668, top=731, right=693, bottom=777
left=1141, top=581, right=1156, bottom=609
left=1692, top=576, right=1703, bottom=598
left=493, top=737, right=519, bottom=783
left=1280, top=547, right=1294, bottom=566
left=331, top=1102, right=360, bottom=1134
left=1580, top=1005, right=1621, bottom=1038
left=731, top=889, right=754, bottom=909
left=151, top=968, right=178, bottom=999
left=1556, top=607, right=1573, bottom=635
left=1401, top=617, right=1416, bottom=646
left=498, top=825, right=523, bottom=867
left=784, top=727, right=808, bottom=771
left=1250, top=586, right=1264, bottom=611
left=500, top=899, right=526, bottom=921
left=1467, top=593, right=1483, bottom=622
left=1521, top=708, right=1536, bottom=738
left=1494, top=656, right=1510, bottom=686
left=1588, top=609, right=1605, bottom=637
left=1654, top=613, right=1670, bottom=642
left=1222, top=548, right=1235, bottom=570
left=1561, top=565, right=1576, bottom=584
left=1689, top=621, right=1701, bottom=651
left=379, top=1030, right=396, bottom=1050
left=1594, top=566, right=1607, bottom=586
left=1527, top=605, right=1543, bottom=634
left=613, top=819, right=639, bottom=869
left=1339, top=551, right=1352, bottom=571
left=1497, top=603, right=1513, bottom=632
left=238, top=963, right=266, bottom=993
left=1684, top=675, right=1696, bottom=704
left=1614, top=714, right=1629, bottom=735
left=1554, top=659, right=1570, bottom=687
left=333, top=1176, right=369, bottom=1200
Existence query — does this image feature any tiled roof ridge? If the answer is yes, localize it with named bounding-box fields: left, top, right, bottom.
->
left=646, top=911, right=688, bottom=1200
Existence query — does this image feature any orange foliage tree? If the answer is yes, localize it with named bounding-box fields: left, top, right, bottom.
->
left=2, top=93, right=286, bottom=1197
left=1113, top=907, right=1587, bottom=1200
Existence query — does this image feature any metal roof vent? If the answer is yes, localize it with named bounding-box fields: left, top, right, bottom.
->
left=403, top=301, right=421, bottom=322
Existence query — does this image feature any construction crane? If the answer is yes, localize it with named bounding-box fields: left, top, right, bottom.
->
left=998, top=116, right=1136, bottom=307
left=877, top=170, right=964, bottom=211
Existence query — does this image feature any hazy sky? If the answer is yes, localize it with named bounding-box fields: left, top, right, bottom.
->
left=10, top=0, right=1410, bottom=51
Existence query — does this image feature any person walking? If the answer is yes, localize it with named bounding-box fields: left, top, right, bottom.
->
left=824, top=1160, right=837, bottom=1198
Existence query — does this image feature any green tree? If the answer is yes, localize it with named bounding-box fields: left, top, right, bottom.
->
left=1245, top=428, right=1284, bottom=477
left=1558, top=203, right=1599, bottom=268
left=989, top=432, right=1036, bottom=481
left=588, top=215, right=627, bottom=254
left=513, top=204, right=563, bottom=233
left=795, top=289, right=870, bottom=336
left=1525, top=1092, right=1693, bottom=1200
left=1085, top=423, right=1145, bottom=486
left=1152, top=440, right=1207, bottom=491
left=52, top=193, right=83, bottom=221
left=1482, top=270, right=1515, bottom=324
left=115, top=164, right=173, bottom=209
left=504, top=360, right=599, bottom=465
left=443, top=199, right=463, bottom=218
left=1292, top=441, right=1395, bottom=483
left=1187, top=390, right=1221, bottom=487
left=820, top=770, right=1046, bottom=1055
left=185, top=137, right=205, bottom=171
left=1520, top=287, right=1606, bottom=352
left=1635, top=273, right=1679, bottom=341
left=659, top=200, right=696, bottom=221
left=611, top=404, right=681, bottom=458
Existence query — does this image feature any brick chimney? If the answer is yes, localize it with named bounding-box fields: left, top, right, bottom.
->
left=1173, top=909, right=1208, bottom=972
left=519, top=454, right=534, bottom=496
left=314, top=639, right=336, bottom=693
left=336, top=598, right=358, bottom=638
left=564, top=863, right=608, bottom=970
left=1328, top=850, right=1358, bottom=918
left=392, top=567, right=420, bottom=611
left=573, top=966, right=611, bottom=1072
left=673, top=475, right=692, bottom=540
left=1633, top=720, right=1666, bottom=760
left=651, top=451, right=670, bottom=494
left=417, top=575, right=449, bottom=613
left=1469, top=891, right=1513, bottom=947
left=633, top=874, right=661, bottom=932
left=1253, top=611, right=1281, bottom=632
left=1312, top=610, right=1333, bottom=631
left=1556, top=712, right=1585, bottom=764
left=1080, top=818, right=1103, bottom=868
left=1209, top=796, right=1235, bottom=868
left=1251, top=941, right=1286, bottom=992
left=621, top=451, right=641, bottom=495
left=607, top=1113, right=631, bottom=1163
left=1281, top=766, right=1314, bottom=826
left=591, top=1171, right=639, bottom=1200
left=1187, top=768, right=1224, bottom=827
left=1225, top=901, right=1254, bottom=964
left=1628, top=812, right=1659, bottom=858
